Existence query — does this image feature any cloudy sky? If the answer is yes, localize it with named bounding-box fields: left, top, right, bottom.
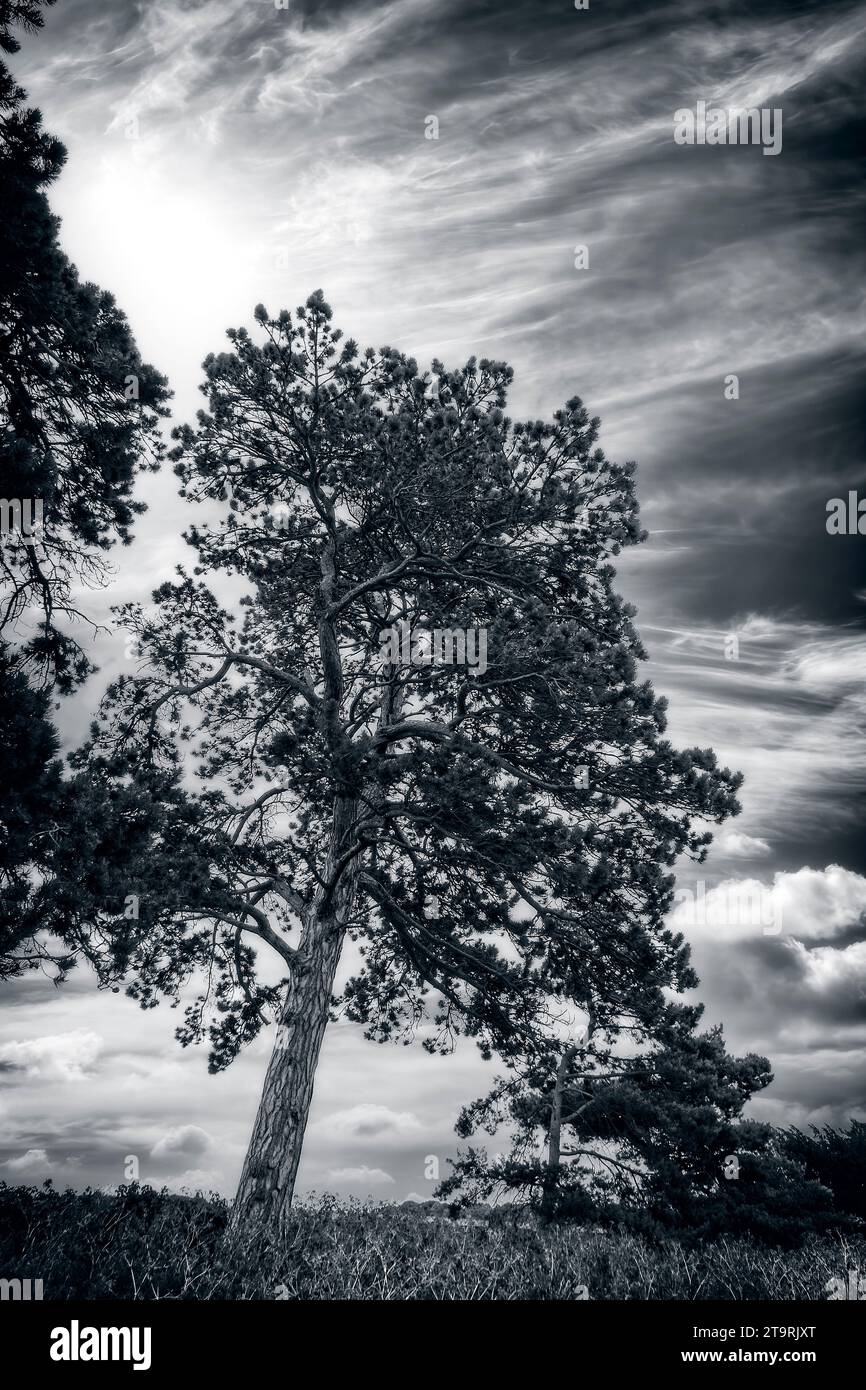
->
left=2, top=0, right=865, bottom=1202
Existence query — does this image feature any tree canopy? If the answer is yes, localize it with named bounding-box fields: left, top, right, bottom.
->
left=68, top=292, right=743, bottom=1080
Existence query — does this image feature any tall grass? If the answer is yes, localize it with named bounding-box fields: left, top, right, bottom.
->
left=1, top=1183, right=861, bottom=1300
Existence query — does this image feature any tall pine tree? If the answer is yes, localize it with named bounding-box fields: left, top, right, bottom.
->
left=74, top=292, right=743, bottom=1234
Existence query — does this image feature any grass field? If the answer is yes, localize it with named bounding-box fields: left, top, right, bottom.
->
left=1, top=1183, right=862, bottom=1301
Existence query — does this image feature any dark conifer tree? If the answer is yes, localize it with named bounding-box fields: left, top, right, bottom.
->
left=438, top=1003, right=842, bottom=1242
left=75, top=292, right=742, bottom=1233
left=0, top=0, right=168, bottom=975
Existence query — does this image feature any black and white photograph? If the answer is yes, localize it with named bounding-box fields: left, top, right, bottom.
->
left=1, top=0, right=865, bottom=1362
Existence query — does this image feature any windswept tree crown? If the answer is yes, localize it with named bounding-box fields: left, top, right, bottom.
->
left=68, top=291, right=741, bottom=1071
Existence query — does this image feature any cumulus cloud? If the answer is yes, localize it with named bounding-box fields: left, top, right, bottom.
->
left=784, top=939, right=866, bottom=1017
left=1, top=1148, right=51, bottom=1175
left=326, top=1166, right=395, bottom=1186
left=312, top=1105, right=423, bottom=1139
left=672, top=864, right=866, bottom=944
left=0, top=1031, right=102, bottom=1082
left=678, top=866, right=866, bottom=1061
left=773, top=866, right=866, bottom=943
left=717, top=831, right=772, bottom=858
left=150, top=1125, right=214, bottom=1161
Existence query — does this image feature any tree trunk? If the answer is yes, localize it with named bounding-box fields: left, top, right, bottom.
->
left=231, top=918, right=344, bottom=1234
left=231, top=786, right=361, bottom=1234
left=541, top=1046, right=576, bottom=1224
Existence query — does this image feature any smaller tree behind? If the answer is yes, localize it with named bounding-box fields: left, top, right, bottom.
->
left=439, top=1003, right=845, bottom=1244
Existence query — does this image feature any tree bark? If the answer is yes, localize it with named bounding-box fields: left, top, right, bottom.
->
left=231, top=790, right=361, bottom=1234
left=230, top=915, right=345, bottom=1233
